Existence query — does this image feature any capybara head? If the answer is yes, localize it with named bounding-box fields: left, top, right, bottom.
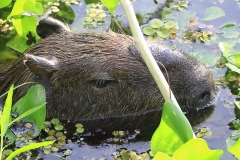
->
left=0, top=17, right=215, bottom=122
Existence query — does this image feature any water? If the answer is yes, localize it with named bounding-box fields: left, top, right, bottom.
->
left=1, top=0, right=240, bottom=159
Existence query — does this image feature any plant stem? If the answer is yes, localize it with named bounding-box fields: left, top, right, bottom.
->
left=119, top=0, right=196, bottom=138
left=119, top=0, right=179, bottom=108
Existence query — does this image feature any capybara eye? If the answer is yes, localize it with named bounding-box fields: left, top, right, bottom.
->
left=89, top=79, right=118, bottom=88
left=200, top=91, right=210, bottom=101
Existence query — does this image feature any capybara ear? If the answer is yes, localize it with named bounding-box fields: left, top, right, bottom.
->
left=36, top=17, right=70, bottom=39
left=24, top=54, right=59, bottom=73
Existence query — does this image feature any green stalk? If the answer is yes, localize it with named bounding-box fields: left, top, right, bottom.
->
left=119, top=0, right=195, bottom=137
left=119, top=0, right=179, bottom=108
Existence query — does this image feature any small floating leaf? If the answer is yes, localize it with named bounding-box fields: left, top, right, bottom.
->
left=76, top=127, right=84, bottom=133
left=143, top=27, right=155, bottom=35
left=169, top=27, right=177, bottom=33
left=202, top=6, right=225, bottom=21
left=51, top=118, right=59, bottom=125
left=55, top=124, right=63, bottom=130
left=179, top=1, right=188, bottom=7
left=151, top=19, right=164, bottom=28
left=156, top=28, right=170, bottom=38
left=147, top=34, right=160, bottom=42
left=75, top=123, right=83, bottom=128
left=164, top=21, right=175, bottom=28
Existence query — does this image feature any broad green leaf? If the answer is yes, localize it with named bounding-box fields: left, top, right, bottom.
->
left=12, top=16, right=38, bottom=36
left=202, top=6, right=225, bottom=21
left=9, top=103, right=46, bottom=127
left=173, top=138, right=223, bottom=160
left=6, top=141, right=53, bottom=160
left=5, top=129, right=16, bottom=145
left=7, top=16, right=39, bottom=53
left=228, top=138, right=240, bottom=159
left=151, top=19, right=164, bottom=29
left=221, top=27, right=240, bottom=39
left=151, top=101, right=193, bottom=156
left=235, top=99, right=240, bottom=110
left=0, top=0, right=12, bottom=8
left=1, top=85, right=14, bottom=136
left=225, top=54, right=240, bottom=68
left=12, top=84, right=46, bottom=133
left=153, top=152, right=174, bottom=160
left=156, top=28, right=170, bottom=38
left=7, top=0, right=43, bottom=19
left=225, top=63, right=240, bottom=74
left=219, top=42, right=231, bottom=57
left=151, top=114, right=183, bottom=156
left=162, top=101, right=193, bottom=143
left=6, top=35, right=29, bottom=53
left=101, top=0, right=119, bottom=15
left=23, top=1, right=43, bottom=14
left=57, top=1, right=75, bottom=23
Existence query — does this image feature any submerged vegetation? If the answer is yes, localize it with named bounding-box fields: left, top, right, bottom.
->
left=1, top=0, right=240, bottom=159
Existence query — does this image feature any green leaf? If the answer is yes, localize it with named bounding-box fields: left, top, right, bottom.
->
left=143, top=27, right=155, bottom=35
left=23, top=1, right=43, bottom=14
left=1, top=85, right=14, bottom=160
left=228, top=138, right=240, bottom=159
left=0, top=0, right=12, bottom=8
left=7, top=0, right=43, bottom=19
left=7, top=16, right=39, bottom=53
left=221, top=27, right=240, bottom=39
left=225, top=63, right=240, bottom=74
left=222, top=23, right=235, bottom=28
left=169, top=27, right=177, bottom=33
left=151, top=19, right=164, bottom=29
left=173, top=138, right=223, bottom=160
left=101, top=0, right=119, bottom=15
left=164, top=21, right=175, bottom=28
left=9, top=103, right=46, bottom=127
left=1, top=85, right=14, bottom=136
left=5, top=129, right=16, bottom=145
left=202, top=6, right=225, bottom=21
left=226, top=54, right=240, bottom=68
left=12, top=84, right=46, bottom=133
left=162, top=101, right=194, bottom=143
left=151, top=101, right=193, bottom=156
left=6, top=141, right=53, bottom=160
left=161, top=8, right=174, bottom=19
left=219, top=42, right=231, bottom=57
left=153, top=152, right=174, bottom=160
left=156, top=28, right=170, bottom=38
left=179, top=1, right=188, bottom=7
left=147, top=34, right=160, bottom=42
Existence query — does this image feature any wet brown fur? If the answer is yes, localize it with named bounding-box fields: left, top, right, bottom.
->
left=0, top=31, right=215, bottom=127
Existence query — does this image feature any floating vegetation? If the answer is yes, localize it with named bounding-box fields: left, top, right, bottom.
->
left=65, top=0, right=80, bottom=5
left=84, top=3, right=108, bottom=29
left=195, top=127, right=212, bottom=138
left=113, top=148, right=152, bottom=160
left=184, top=30, right=210, bottom=42
left=0, top=19, right=15, bottom=39
left=172, top=1, right=188, bottom=11
left=75, top=123, right=84, bottom=133
left=142, top=19, right=178, bottom=42
left=44, top=1, right=60, bottom=15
